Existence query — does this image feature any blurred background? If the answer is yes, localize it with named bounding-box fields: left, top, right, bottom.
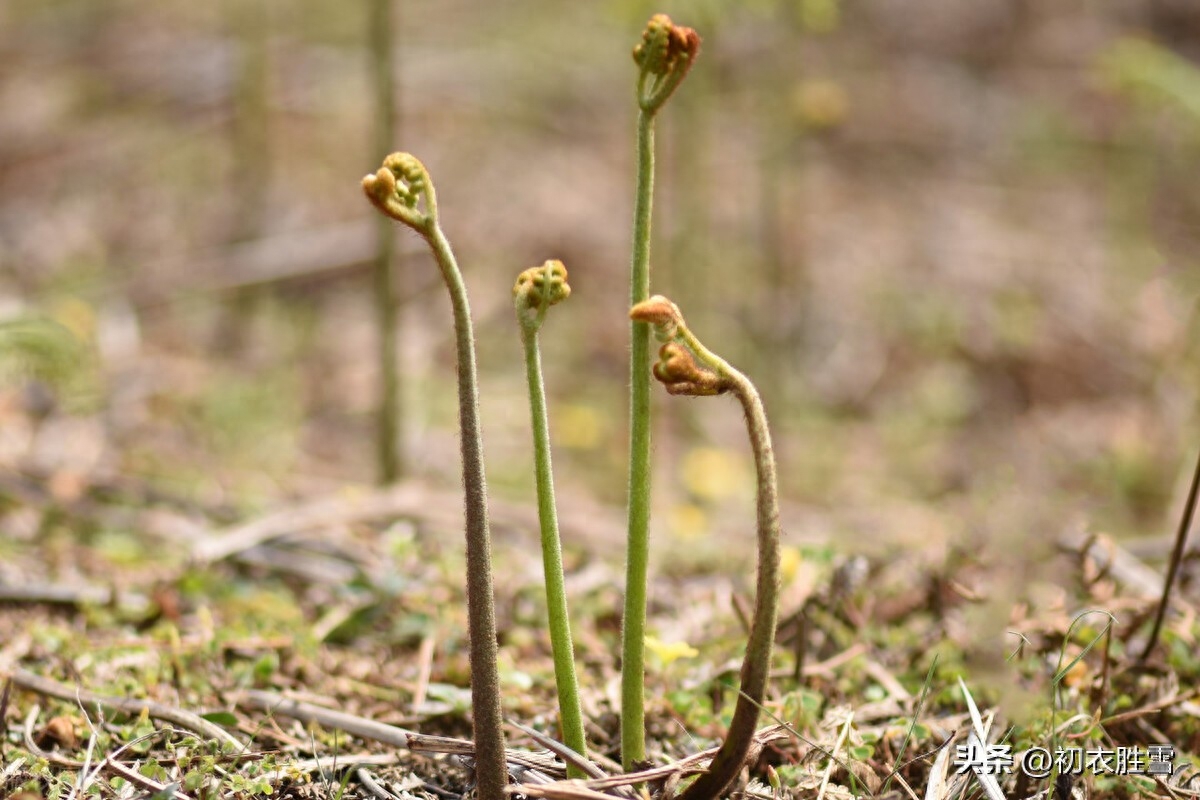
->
left=4, top=0, right=1200, bottom=571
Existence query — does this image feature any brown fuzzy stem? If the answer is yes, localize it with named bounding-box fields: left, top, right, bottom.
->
left=427, top=223, right=507, bottom=800
left=631, top=298, right=782, bottom=800
left=679, top=369, right=781, bottom=800
left=363, top=155, right=507, bottom=800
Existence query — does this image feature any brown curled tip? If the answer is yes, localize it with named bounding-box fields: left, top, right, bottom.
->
left=633, top=14, right=700, bottom=76
left=653, top=342, right=726, bottom=396
left=629, top=295, right=681, bottom=326
left=670, top=24, right=701, bottom=63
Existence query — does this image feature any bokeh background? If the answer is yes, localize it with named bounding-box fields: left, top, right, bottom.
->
left=4, top=0, right=1200, bottom=572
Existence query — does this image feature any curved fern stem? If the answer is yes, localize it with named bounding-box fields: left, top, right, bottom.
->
left=631, top=297, right=782, bottom=800
left=363, top=154, right=507, bottom=800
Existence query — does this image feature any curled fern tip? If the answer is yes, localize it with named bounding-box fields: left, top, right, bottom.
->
left=633, top=14, right=701, bottom=113
left=653, top=342, right=725, bottom=396
left=362, top=152, right=436, bottom=230
left=514, top=260, right=571, bottom=308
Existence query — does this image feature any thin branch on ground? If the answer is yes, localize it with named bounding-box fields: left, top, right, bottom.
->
left=7, top=668, right=241, bottom=749
left=1140, top=445, right=1200, bottom=662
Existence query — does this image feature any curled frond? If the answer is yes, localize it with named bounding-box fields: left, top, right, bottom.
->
left=653, top=342, right=726, bottom=396
left=629, top=294, right=680, bottom=327
left=632, top=14, right=674, bottom=75
left=514, top=260, right=571, bottom=309
left=633, top=14, right=701, bottom=113
left=629, top=294, right=682, bottom=341
left=514, top=260, right=571, bottom=333
left=644, top=301, right=781, bottom=800
left=362, top=152, right=437, bottom=230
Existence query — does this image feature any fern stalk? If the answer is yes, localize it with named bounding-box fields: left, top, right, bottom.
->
left=514, top=261, right=588, bottom=777
left=362, top=154, right=506, bottom=800
left=620, top=15, right=700, bottom=770
left=631, top=296, right=782, bottom=800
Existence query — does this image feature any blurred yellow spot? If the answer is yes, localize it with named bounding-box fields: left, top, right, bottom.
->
left=682, top=446, right=748, bottom=502
left=799, top=0, right=841, bottom=33
left=1060, top=657, right=1089, bottom=688
left=197, top=605, right=215, bottom=646
left=554, top=403, right=603, bottom=450
left=644, top=635, right=698, bottom=667
left=339, top=484, right=367, bottom=503
left=780, top=546, right=803, bottom=584
left=669, top=503, right=708, bottom=540
left=52, top=297, right=95, bottom=342
left=793, top=79, right=848, bottom=130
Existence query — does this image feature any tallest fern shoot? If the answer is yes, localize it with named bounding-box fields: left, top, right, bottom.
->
left=621, top=14, right=700, bottom=771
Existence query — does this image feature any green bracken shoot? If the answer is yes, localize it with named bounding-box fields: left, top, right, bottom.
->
left=622, top=14, right=701, bottom=771
left=362, top=153, right=507, bottom=800
left=513, top=260, right=588, bottom=777
left=630, top=295, right=782, bottom=800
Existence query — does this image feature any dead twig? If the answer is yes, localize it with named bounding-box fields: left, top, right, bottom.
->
left=1057, top=529, right=1163, bottom=599
left=104, top=759, right=190, bottom=800
left=1140, top=446, right=1200, bottom=663
left=24, top=705, right=84, bottom=769
left=576, top=726, right=790, bottom=792
left=237, top=689, right=417, bottom=749
left=247, top=709, right=790, bottom=799
left=356, top=767, right=399, bottom=800
left=241, top=690, right=570, bottom=781
left=0, top=583, right=149, bottom=614
left=507, top=720, right=624, bottom=793
left=6, top=668, right=241, bottom=749
left=22, top=705, right=195, bottom=800
left=191, top=481, right=626, bottom=565
left=509, top=783, right=626, bottom=800
left=1100, top=688, right=1200, bottom=727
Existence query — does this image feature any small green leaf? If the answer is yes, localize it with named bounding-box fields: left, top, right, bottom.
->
left=184, top=770, right=206, bottom=791
left=849, top=744, right=874, bottom=760
left=200, top=711, right=238, bottom=727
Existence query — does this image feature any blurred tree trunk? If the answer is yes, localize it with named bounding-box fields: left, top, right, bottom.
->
left=755, top=7, right=808, bottom=437
left=663, top=52, right=712, bottom=516
left=216, top=0, right=271, bottom=354
left=370, top=0, right=404, bottom=483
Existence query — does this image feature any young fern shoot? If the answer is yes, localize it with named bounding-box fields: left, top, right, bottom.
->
left=513, top=260, right=588, bottom=777
left=622, top=14, right=700, bottom=770
left=630, top=296, right=782, bottom=800
left=362, top=154, right=507, bottom=800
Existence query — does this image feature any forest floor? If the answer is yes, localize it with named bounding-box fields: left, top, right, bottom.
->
left=5, top=2, right=1200, bottom=798
left=2, top=445, right=1199, bottom=799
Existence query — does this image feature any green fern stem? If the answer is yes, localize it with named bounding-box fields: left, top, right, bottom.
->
left=621, top=108, right=655, bottom=772
left=515, top=262, right=588, bottom=778
left=619, top=14, right=700, bottom=767
left=622, top=14, right=701, bottom=770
